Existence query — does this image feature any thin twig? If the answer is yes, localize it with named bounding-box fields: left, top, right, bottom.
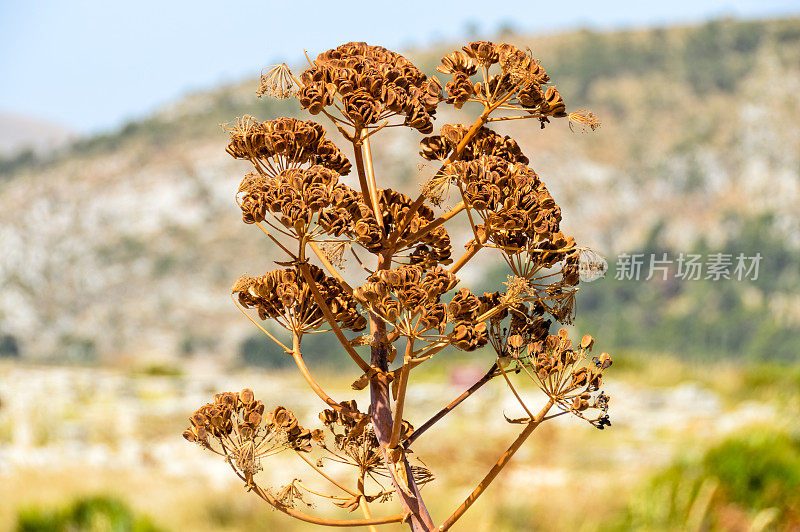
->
left=358, top=472, right=379, bottom=532
left=307, top=240, right=353, bottom=293
left=295, top=450, right=359, bottom=497
left=249, top=481, right=405, bottom=527
left=297, top=260, right=371, bottom=373
left=291, top=339, right=365, bottom=421
left=498, top=364, right=535, bottom=420
left=438, top=399, right=555, bottom=531
left=389, top=338, right=413, bottom=449
left=231, top=294, right=290, bottom=352
left=404, top=363, right=498, bottom=448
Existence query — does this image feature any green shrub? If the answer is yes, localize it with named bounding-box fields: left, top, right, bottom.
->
left=0, top=334, right=20, bottom=358
left=610, top=430, right=800, bottom=530
left=16, top=495, right=161, bottom=532
left=704, top=431, right=800, bottom=513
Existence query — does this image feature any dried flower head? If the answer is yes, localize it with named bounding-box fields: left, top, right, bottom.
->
left=233, top=265, right=367, bottom=333
left=578, top=247, right=608, bottom=282
left=568, top=110, right=601, bottom=133
left=270, top=479, right=312, bottom=508
left=226, top=116, right=351, bottom=176
left=258, top=63, right=298, bottom=99
left=436, top=40, right=572, bottom=127
left=508, top=330, right=613, bottom=429
left=420, top=124, right=528, bottom=164
left=183, top=390, right=316, bottom=478
left=320, top=187, right=452, bottom=266
left=316, top=401, right=432, bottom=491
left=298, top=42, right=442, bottom=133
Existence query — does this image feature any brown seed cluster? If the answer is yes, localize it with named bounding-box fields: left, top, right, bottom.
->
left=419, top=124, right=529, bottom=164
left=233, top=265, right=367, bottom=333
left=226, top=116, right=351, bottom=176
left=447, top=287, right=491, bottom=351
left=319, top=400, right=381, bottom=465
left=320, top=188, right=452, bottom=266
left=238, top=165, right=340, bottom=230
left=512, top=330, right=612, bottom=429
left=353, top=265, right=458, bottom=332
left=298, top=42, right=443, bottom=133
left=437, top=41, right=566, bottom=123
left=489, top=301, right=552, bottom=360
left=447, top=155, right=575, bottom=266
left=183, top=390, right=322, bottom=476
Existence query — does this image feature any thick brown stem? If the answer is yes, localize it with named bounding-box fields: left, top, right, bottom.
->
left=438, top=399, right=555, bottom=531
left=368, top=254, right=434, bottom=531
left=370, top=354, right=434, bottom=531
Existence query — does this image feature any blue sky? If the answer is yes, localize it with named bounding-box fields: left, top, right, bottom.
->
left=1, top=0, right=798, bottom=134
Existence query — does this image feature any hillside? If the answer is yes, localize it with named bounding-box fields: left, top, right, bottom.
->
left=0, top=16, right=798, bottom=363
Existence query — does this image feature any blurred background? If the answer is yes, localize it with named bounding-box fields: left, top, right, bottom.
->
left=1, top=1, right=799, bottom=530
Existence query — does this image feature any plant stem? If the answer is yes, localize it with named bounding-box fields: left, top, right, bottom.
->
left=291, top=348, right=365, bottom=421
left=352, top=135, right=383, bottom=231
left=448, top=230, right=489, bottom=275
left=404, top=363, right=498, bottom=448
left=296, top=449, right=359, bottom=497
left=438, top=399, right=555, bottom=531
left=389, top=338, right=413, bottom=449
left=362, top=134, right=384, bottom=230
left=249, top=482, right=405, bottom=527
left=369, top=256, right=434, bottom=532
left=358, top=473, right=379, bottom=532
left=297, top=261, right=371, bottom=373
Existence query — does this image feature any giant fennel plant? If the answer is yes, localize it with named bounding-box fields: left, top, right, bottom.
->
left=183, top=40, right=611, bottom=531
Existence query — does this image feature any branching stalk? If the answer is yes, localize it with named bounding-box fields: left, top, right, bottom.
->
left=438, top=399, right=555, bottom=531
left=405, top=363, right=498, bottom=448
left=389, top=338, right=413, bottom=449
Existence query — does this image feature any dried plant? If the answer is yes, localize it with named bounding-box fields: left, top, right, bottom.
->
left=184, top=40, right=614, bottom=531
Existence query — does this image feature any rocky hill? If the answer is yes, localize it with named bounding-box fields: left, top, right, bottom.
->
left=0, top=16, right=798, bottom=363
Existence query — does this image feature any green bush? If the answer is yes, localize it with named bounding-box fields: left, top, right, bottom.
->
left=16, top=495, right=161, bottom=532
left=610, top=430, right=800, bottom=530
left=0, top=334, right=20, bottom=358
left=704, top=431, right=800, bottom=513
